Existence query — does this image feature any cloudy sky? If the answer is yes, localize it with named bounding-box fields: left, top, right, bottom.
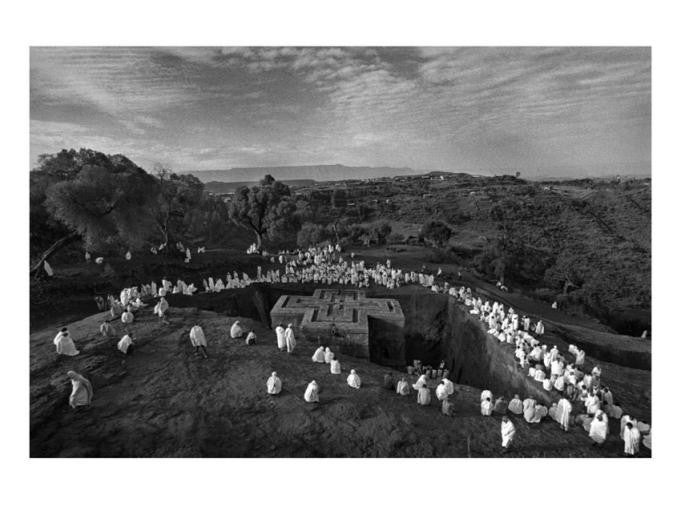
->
left=30, top=47, right=650, bottom=177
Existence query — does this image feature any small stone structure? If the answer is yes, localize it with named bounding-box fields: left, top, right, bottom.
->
left=270, top=289, right=405, bottom=365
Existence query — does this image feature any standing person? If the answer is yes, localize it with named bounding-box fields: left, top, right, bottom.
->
left=275, top=323, right=286, bottom=351
left=266, top=372, right=282, bottom=395
left=284, top=324, right=296, bottom=354
left=623, top=421, right=641, bottom=456
left=557, top=397, right=573, bottom=432
left=154, top=297, right=169, bottom=324
left=99, top=319, right=116, bottom=338
left=67, top=371, right=93, bottom=409
left=417, top=385, right=431, bottom=406
left=189, top=324, right=208, bottom=359
left=501, top=416, right=516, bottom=451
left=481, top=396, right=494, bottom=416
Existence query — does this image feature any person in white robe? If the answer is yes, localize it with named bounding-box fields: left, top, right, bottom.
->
left=557, top=397, right=572, bottom=431
left=481, top=397, right=494, bottom=416
left=121, top=309, right=134, bottom=325
left=347, top=369, right=361, bottom=389
left=412, top=374, right=427, bottom=390
left=523, top=398, right=537, bottom=423
left=189, top=324, right=208, bottom=359
left=312, top=346, right=325, bottom=363
left=508, top=395, right=523, bottom=415
left=67, top=371, right=93, bottom=408
left=324, top=347, right=335, bottom=364
left=620, top=415, right=634, bottom=439
left=441, top=377, right=454, bottom=395
left=542, top=377, right=553, bottom=392
left=623, top=421, right=640, bottom=456
left=575, top=350, right=586, bottom=366
left=125, top=250, right=132, bottom=260
left=435, top=381, right=449, bottom=401
left=284, top=324, right=296, bottom=354
left=304, top=381, right=319, bottom=403
left=242, top=331, right=255, bottom=345
left=417, top=386, right=431, bottom=406
left=154, top=297, right=169, bottom=322
left=534, top=321, right=544, bottom=335
left=501, top=416, right=516, bottom=449
left=275, top=324, right=286, bottom=351
left=396, top=377, right=410, bottom=396
left=230, top=320, right=243, bottom=339
left=330, top=359, right=341, bottom=374
left=266, top=372, right=282, bottom=395
left=99, top=320, right=116, bottom=338
left=117, top=333, right=134, bottom=355
left=95, top=257, right=104, bottom=264
left=585, top=393, right=601, bottom=415
left=589, top=412, right=608, bottom=444
left=54, top=328, right=79, bottom=356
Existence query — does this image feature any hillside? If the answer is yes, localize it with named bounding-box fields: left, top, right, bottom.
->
left=31, top=305, right=649, bottom=457
left=296, top=174, right=651, bottom=335
left=204, top=179, right=316, bottom=194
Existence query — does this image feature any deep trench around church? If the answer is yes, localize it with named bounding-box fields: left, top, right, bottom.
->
left=165, top=283, right=649, bottom=409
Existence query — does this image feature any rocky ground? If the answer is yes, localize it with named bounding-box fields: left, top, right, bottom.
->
left=30, top=306, right=649, bottom=458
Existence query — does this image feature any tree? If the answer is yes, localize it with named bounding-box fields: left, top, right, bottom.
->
left=227, top=175, right=296, bottom=248
left=30, top=150, right=158, bottom=275
left=153, top=167, right=204, bottom=248
left=421, top=220, right=453, bottom=248
left=297, top=222, right=326, bottom=248
left=368, top=221, right=392, bottom=245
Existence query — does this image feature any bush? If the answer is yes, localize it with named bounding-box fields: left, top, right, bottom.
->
left=297, top=222, right=326, bottom=248
left=420, top=220, right=453, bottom=248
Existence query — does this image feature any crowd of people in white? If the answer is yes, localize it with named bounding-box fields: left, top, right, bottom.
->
left=49, top=242, right=649, bottom=455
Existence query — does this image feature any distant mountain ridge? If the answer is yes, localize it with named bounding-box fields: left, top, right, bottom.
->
left=181, top=164, right=418, bottom=183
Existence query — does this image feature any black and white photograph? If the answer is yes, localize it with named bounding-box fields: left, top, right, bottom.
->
left=5, top=0, right=679, bottom=509
left=28, top=44, right=652, bottom=458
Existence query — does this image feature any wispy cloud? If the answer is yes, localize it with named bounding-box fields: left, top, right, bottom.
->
left=30, top=47, right=650, bottom=175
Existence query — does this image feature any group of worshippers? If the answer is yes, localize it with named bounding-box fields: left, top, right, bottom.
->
left=274, top=323, right=297, bottom=354
left=54, top=241, right=649, bottom=455
left=230, top=320, right=257, bottom=345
